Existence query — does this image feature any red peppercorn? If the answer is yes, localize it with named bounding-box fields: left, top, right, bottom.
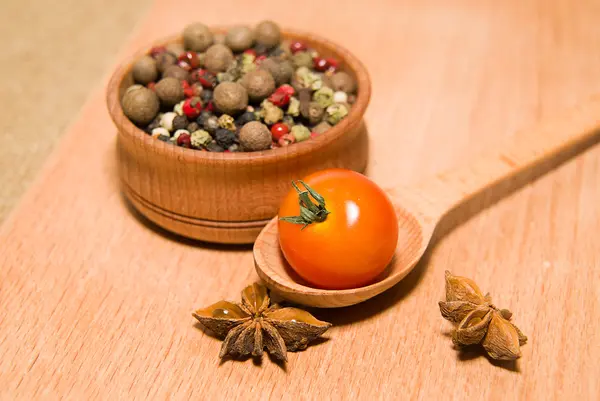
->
left=255, top=55, right=267, bottom=63
left=179, top=51, right=200, bottom=69
left=150, top=46, right=167, bottom=58
left=183, top=98, right=202, bottom=119
left=278, top=133, right=295, bottom=147
left=290, top=41, right=307, bottom=54
left=244, top=49, right=257, bottom=57
left=313, top=57, right=329, bottom=72
left=177, top=133, right=192, bottom=147
left=177, top=60, right=192, bottom=71
left=270, top=123, right=289, bottom=141
left=278, top=84, right=295, bottom=96
left=205, top=101, right=215, bottom=112
left=325, top=57, right=339, bottom=72
left=268, top=91, right=291, bottom=107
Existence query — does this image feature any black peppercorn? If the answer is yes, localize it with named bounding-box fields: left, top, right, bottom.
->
left=206, top=141, right=225, bottom=152
left=235, top=111, right=256, bottom=127
left=172, top=114, right=189, bottom=131
left=157, top=134, right=171, bottom=142
left=196, top=110, right=212, bottom=126
left=203, top=115, right=219, bottom=134
left=187, top=122, right=200, bottom=132
left=215, top=128, right=237, bottom=148
left=200, top=89, right=213, bottom=104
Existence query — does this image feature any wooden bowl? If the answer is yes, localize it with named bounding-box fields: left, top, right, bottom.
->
left=106, top=29, right=371, bottom=244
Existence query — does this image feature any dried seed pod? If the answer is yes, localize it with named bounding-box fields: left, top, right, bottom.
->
left=482, top=312, right=522, bottom=360
left=121, top=86, right=160, bottom=126
left=132, top=55, right=158, bottom=85
left=452, top=307, right=493, bottom=346
left=204, top=44, right=235, bottom=73
left=155, top=77, right=185, bottom=108
left=444, top=271, right=486, bottom=304
left=438, top=300, right=480, bottom=323
left=255, top=20, right=281, bottom=48
left=225, top=26, right=255, bottom=52
left=241, top=69, right=276, bottom=102
left=183, top=22, right=214, bottom=52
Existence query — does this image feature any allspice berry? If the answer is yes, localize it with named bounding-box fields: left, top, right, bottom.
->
left=225, top=26, right=254, bottom=52
left=259, top=58, right=293, bottom=86
left=155, top=52, right=177, bottom=73
left=255, top=20, right=281, bottom=48
left=213, top=82, right=248, bottom=115
left=330, top=72, right=357, bottom=93
left=241, top=69, right=275, bottom=102
left=162, top=65, right=190, bottom=82
left=183, top=22, right=214, bottom=52
left=132, top=56, right=158, bottom=85
left=239, top=121, right=271, bottom=151
left=166, top=43, right=185, bottom=57
left=121, top=86, right=160, bottom=126
left=204, top=44, right=234, bottom=73
left=155, top=77, right=185, bottom=107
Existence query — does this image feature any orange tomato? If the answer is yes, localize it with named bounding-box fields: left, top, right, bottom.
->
left=278, top=169, right=398, bottom=290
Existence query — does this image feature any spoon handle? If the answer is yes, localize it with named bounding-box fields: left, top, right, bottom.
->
left=402, top=95, right=600, bottom=222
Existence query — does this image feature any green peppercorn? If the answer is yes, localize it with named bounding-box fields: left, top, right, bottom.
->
left=163, top=65, right=189, bottom=82
left=183, top=23, right=214, bottom=52
left=218, top=114, right=236, bottom=131
left=190, top=129, right=212, bottom=148
left=225, top=26, right=255, bottom=52
left=291, top=124, right=311, bottom=142
left=204, top=44, right=235, bottom=73
left=312, top=121, right=332, bottom=134
left=121, top=86, right=160, bottom=126
left=260, top=100, right=283, bottom=124
left=132, top=55, right=158, bottom=85
left=313, top=87, right=334, bottom=108
left=155, top=77, right=185, bottom=108
left=287, top=97, right=300, bottom=116
left=241, top=69, right=275, bottom=102
left=213, top=82, right=248, bottom=115
left=326, top=103, right=349, bottom=125
left=292, top=51, right=313, bottom=69
left=300, top=101, right=324, bottom=125
left=330, top=71, right=357, bottom=93
left=217, top=72, right=235, bottom=83
left=239, top=121, right=271, bottom=151
left=255, top=20, right=281, bottom=48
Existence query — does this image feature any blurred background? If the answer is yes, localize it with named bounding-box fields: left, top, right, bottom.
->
left=0, top=0, right=152, bottom=222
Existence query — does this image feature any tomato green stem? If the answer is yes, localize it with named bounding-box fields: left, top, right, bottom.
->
left=279, top=180, right=330, bottom=229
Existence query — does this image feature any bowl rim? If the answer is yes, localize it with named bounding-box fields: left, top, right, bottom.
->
left=106, top=27, right=371, bottom=164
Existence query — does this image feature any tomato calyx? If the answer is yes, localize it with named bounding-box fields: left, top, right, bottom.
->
left=279, top=180, right=330, bottom=229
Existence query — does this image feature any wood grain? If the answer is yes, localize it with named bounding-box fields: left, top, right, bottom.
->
left=108, top=30, right=370, bottom=244
left=1, top=0, right=600, bottom=399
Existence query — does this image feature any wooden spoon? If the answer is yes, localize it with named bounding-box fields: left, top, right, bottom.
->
left=254, top=97, right=600, bottom=308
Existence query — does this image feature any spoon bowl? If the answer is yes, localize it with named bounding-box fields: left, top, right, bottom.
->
left=254, top=96, right=600, bottom=307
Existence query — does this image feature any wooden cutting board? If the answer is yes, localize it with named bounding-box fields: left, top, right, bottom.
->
left=1, top=0, right=599, bottom=399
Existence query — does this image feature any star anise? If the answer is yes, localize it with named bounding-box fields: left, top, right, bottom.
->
left=192, top=283, right=331, bottom=362
left=439, top=271, right=528, bottom=361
